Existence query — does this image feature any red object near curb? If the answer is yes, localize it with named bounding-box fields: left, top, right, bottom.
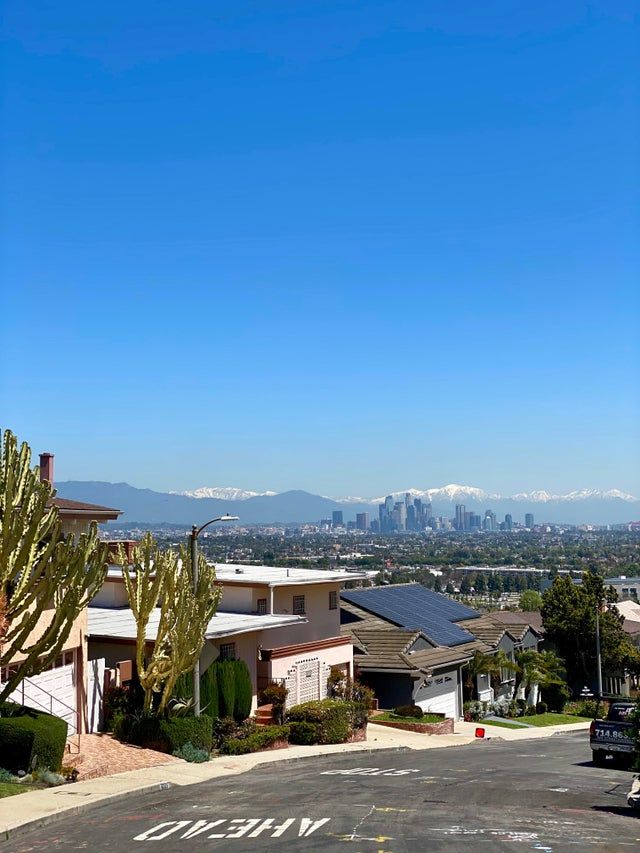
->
left=475, top=727, right=486, bottom=738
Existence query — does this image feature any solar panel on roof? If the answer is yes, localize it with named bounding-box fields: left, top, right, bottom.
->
left=341, top=585, right=481, bottom=647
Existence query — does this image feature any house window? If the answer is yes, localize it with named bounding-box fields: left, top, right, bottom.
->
left=293, top=595, right=306, bottom=615
left=257, top=598, right=267, bottom=615
left=219, top=642, right=236, bottom=661
left=329, top=590, right=338, bottom=610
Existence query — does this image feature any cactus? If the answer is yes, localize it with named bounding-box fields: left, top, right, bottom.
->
left=0, top=429, right=109, bottom=703
left=117, top=534, right=221, bottom=715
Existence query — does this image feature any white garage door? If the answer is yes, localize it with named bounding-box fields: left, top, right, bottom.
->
left=413, top=670, right=457, bottom=718
left=5, top=662, right=78, bottom=733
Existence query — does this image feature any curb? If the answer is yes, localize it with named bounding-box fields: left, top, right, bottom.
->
left=1, top=780, right=173, bottom=843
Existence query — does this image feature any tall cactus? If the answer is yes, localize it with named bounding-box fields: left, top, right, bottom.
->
left=0, top=429, right=109, bottom=703
left=117, top=534, right=221, bottom=714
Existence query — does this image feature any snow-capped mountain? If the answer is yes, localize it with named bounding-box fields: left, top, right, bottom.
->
left=351, top=485, right=638, bottom=505
left=170, top=487, right=277, bottom=500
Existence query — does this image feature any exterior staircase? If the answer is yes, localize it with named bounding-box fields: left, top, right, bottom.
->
left=255, top=704, right=275, bottom=726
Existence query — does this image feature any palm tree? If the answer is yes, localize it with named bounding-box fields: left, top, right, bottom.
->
left=463, top=650, right=517, bottom=701
left=515, top=649, right=566, bottom=703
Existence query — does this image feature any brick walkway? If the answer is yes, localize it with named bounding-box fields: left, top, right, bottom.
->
left=66, top=733, right=182, bottom=781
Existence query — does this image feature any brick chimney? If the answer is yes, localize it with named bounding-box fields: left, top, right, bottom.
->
left=39, top=452, right=54, bottom=484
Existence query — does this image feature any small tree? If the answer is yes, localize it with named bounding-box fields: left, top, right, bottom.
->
left=514, top=649, right=566, bottom=702
left=519, top=590, right=543, bottom=611
left=0, top=429, right=109, bottom=703
left=117, top=533, right=221, bottom=714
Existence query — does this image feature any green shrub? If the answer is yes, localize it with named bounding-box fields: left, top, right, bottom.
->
left=103, top=682, right=144, bottom=731
left=536, top=701, right=548, bottom=715
left=220, top=725, right=289, bottom=755
left=463, top=700, right=486, bottom=722
left=172, top=742, right=210, bottom=763
left=544, top=682, right=571, bottom=713
left=0, top=704, right=68, bottom=773
left=0, top=767, right=15, bottom=782
left=159, top=715, right=213, bottom=752
left=258, top=682, right=288, bottom=725
left=393, top=704, right=423, bottom=719
left=524, top=705, right=537, bottom=716
left=217, top=662, right=236, bottom=719
left=288, top=721, right=321, bottom=745
left=233, top=660, right=252, bottom=722
left=287, top=699, right=352, bottom=744
left=201, top=666, right=220, bottom=719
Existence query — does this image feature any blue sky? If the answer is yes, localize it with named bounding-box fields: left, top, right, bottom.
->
left=2, top=1, right=639, bottom=496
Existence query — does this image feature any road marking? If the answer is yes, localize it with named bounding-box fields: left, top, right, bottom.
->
left=321, top=767, right=420, bottom=777
left=133, top=817, right=330, bottom=841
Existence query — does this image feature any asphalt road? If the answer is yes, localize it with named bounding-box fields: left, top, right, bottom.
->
left=9, top=732, right=640, bottom=852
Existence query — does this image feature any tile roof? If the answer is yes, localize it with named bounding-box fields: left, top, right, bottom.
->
left=490, top=610, right=544, bottom=635
left=457, top=615, right=506, bottom=647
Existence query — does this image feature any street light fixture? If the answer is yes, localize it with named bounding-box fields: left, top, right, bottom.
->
left=190, top=514, right=239, bottom=715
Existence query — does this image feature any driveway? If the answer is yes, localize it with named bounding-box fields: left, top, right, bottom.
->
left=9, top=731, right=638, bottom=851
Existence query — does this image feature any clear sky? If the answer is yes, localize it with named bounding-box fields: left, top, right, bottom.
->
left=1, top=1, right=639, bottom=497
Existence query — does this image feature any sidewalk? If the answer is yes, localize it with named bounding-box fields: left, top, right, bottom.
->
left=0, top=719, right=590, bottom=841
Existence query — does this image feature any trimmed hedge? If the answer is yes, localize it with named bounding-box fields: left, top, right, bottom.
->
left=287, top=699, right=352, bottom=744
left=217, top=662, right=236, bottom=719
left=0, top=704, right=68, bottom=773
left=220, top=725, right=290, bottom=755
left=159, top=715, right=213, bottom=752
left=393, top=704, right=423, bottom=719
left=288, top=721, right=320, bottom=745
left=115, top=712, right=213, bottom=753
left=233, top=661, right=252, bottom=722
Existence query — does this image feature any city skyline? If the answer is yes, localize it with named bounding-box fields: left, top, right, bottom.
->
left=2, top=3, right=638, bottom=495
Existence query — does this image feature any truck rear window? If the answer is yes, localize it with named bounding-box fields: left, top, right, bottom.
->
left=607, top=704, right=633, bottom=722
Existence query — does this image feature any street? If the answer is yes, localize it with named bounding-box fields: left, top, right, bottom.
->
left=9, top=731, right=639, bottom=852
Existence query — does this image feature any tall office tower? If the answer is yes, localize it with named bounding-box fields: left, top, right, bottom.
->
left=332, top=510, right=344, bottom=526
left=356, top=512, right=369, bottom=531
left=470, top=513, right=481, bottom=530
left=385, top=495, right=394, bottom=517
left=406, top=504, right=416, bottom=530
left=378, top=503, right=387, bottom=532
left=525, top=513, right=534, bottom=528
left=455, top=504, right=466, bottom=531
left=393, top=501, right=407, bottom=531
left=414, top=498, right=423, bottom=523
left=405, top=492, right=412, bottom=509
left=504, top=513, right=513, bottom=531
left=424, top=502, right=433, bottom=522
left=464, top=511, right=474, bottom=531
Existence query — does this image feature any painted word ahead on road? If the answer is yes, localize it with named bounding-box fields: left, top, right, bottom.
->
left=133, top=818, right=330, bottom=842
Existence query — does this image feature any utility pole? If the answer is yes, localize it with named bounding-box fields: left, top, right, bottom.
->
left=595, top=605, right=603, bottom=700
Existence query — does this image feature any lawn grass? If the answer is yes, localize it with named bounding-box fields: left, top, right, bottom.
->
left=374, top=712, right=443, bottom=724
left=0, top=782, right=37, bottom=799
left=482, top=719, right=529, bottom=729
left=522, top=713, right=591, bottom=727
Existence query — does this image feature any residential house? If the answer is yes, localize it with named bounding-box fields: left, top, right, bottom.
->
left=88, top=561, right=372, bottom=714
left=340, top=584, right=543, bottom=717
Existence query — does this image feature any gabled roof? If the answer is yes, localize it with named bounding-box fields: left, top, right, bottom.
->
left=341, top=583, right=481, bottom=648
left=490, top=610, right=544, bottom=636
left=457, top=615, right=507, bottom=647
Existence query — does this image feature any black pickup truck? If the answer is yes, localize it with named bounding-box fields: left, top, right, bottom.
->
left=589, top=701, right=636, bottom=767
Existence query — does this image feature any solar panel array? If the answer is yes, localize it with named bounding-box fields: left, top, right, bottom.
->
left=341, top=585, right=481, bottom=647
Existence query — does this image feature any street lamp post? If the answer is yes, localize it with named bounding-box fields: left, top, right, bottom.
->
left=190, top=514, right=239, bottom=716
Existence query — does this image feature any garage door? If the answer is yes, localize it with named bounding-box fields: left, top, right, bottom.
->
left=6, top=662, right=78, bottom=733
left=413, top=670, right=457, bottom=718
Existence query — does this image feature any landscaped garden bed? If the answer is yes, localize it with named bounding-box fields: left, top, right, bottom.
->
left=371, top=706, right=454, bottom=735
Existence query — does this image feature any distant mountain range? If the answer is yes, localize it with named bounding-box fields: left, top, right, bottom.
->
left=54, top=481, right=640, bottom=526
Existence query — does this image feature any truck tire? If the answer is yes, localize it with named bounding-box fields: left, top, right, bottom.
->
left=592, top=750, right=607, bottom=766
